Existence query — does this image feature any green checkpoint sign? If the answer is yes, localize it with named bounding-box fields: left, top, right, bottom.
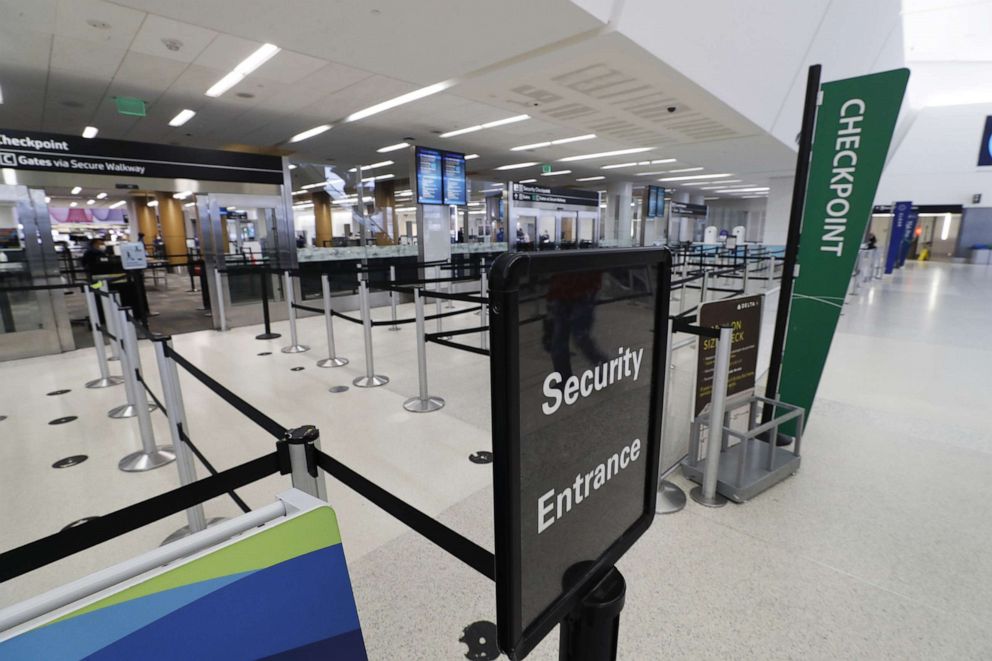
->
left=778, top=68, right=909, bottom=427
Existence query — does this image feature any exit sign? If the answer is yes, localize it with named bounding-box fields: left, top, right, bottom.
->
left=541, top=164, right=552, bottom=174
left=115, top=97, right=146, bottom=117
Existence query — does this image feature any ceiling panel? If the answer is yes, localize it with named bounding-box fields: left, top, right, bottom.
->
left=129, top=14, right=218, bottom=64
left=53, top=0, right=146, bottom=49
left=0, top=26, right=54, bottom=72
left=192, top=32, right=263, bottom=71
left=251, top=50, right=329, bottom=86
left=0, top=0, right=56, bottom=32
left=111, top=51, right=189, bottom=97
left=50, top=35, right=126, bottom=79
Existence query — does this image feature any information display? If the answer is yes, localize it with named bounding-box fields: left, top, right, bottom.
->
left=120, top=242, right=148, bottom=270
left=510, top=182, right=599, bottom=208
left=489, top=249, right=670, bottom=659
left=442, top=151, right=467, bottom=206
left=654, top=186, right=665, bottom=217
left=647, top=186, right=658, bottom=218
left=415, top=147, right=443, bottom=205
left=694, top=294, right=762, bottom=416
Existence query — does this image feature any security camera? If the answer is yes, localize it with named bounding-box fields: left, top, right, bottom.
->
left=667, top=106, right=677, bottom=113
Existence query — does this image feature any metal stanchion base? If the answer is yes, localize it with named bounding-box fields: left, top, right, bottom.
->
left=656, top=480, right=687, bottom=515
left=108, top=402, right=158, bottom=419
left=403, top=395, right=445, bottom=413
left=281, top=344, right=310, bottom=354
left=160, top=517, right=227, bottom=546
left=353, top=374, right=389, bottom=388
left=317, top=356, right=349, bottom=368
left=107, top=356, right=120, bottom=362
left=86, top=376, right=124, bottom=389
left=118, top=446, right=176, bottom=472
left=255, top=332, right=281, bottom=340
left=387, top=326, right=402, bottom=331
left=689, top=485, right=728, bottom=508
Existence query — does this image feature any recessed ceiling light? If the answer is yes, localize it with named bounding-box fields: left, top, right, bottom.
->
left=288, top=164, right=297, bottom=170
left=0, top=84, right=4, bottom=105
left=441, top=114, right=530, bottom=138
left=147, top=200, right=159, bottom=207
left=377, top=142, right=409, bottom=153
left=345, top=81, right=452, bottom=123
left=168, top=109, right=196, bottom=127
left=559, top=147, right=652, bottom=162
left=86, top=199, right=95, bottom=205
left=715, top=187, right=770, bottom=193
left=44, top=196, right=51, bottom=203
left=301, top=182, right=326, bottom=190
left=511, top=134, right=596, bottom=151
left=541, top=170, right=571, bottom=177
left=205, top=43, right=281, bottom=97
left=70, top=186, right=82, bottom=195
left=1, top=169, right=16, bottom=185
left=468, top=201, right=482, bottom=206
left=173, top=191, right=194, bottom=199
left=518, top=178, right=537, bottom=183
left=82, top=126, right=98, bottom=139
left=109, top=200, right=126, bottom=209
left=495, top=162, right=537, bottom=170
left=576, top=176, right=605, bottom=182
left=96, top=192, right=107, bottom=199
left=289, top=124, right=332, bottom=143
left=464, top=153, right=479, bottom=160
left=184, top=202, right=196, bottom=208
left=69, top=202, right=78, bottom=207
left=657, top=173, right=732, bottom=182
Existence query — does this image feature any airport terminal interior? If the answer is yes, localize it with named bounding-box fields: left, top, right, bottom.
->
left=1, top=1, right=991, bottom=659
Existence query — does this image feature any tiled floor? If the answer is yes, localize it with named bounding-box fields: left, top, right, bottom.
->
left=1, top=261, right=990, bottom=659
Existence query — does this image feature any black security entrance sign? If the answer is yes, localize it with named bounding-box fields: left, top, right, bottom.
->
left=489, top=248, right=670, bottom=659
left=0, top=128, right=284, bottom=184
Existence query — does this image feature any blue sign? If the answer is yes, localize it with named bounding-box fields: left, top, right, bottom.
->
left=897, top=206, right=918, bottom=267
left=979, top=116, right=992, bottom=166
left=415, top=147, right=443, bottom=205
left=442, top=152, right=467, bottom=206
left=656, top=186, right=665, bottom=217
left=886, top=201, right=911, bottom=274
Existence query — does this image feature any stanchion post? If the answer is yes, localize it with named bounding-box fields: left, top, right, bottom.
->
left=387, top=265, right=401, bottom=331
left=107, top=295, right=146, bottom=419
left=99, top=291, right=120, bottom=362
left=656, top=317, right=686, bottom=514
left=353, top=278, right=388, bottom=387
left=558, top=565, right=626, bottom=661
left=153, top=338, right=210, bottom=540
left=403, top=288, right=444, bottom=412
left=742, top=253, right=750, bottom=294
left=117, top=308, right=174, bottom=472
left=281, top=270, right=310, bottom=353
left=317, top=273, right=348, bottom=368
left=479, top=270, right=489, bottom=351
left=283, top=425, right=324, bottom=499
left=700, top=270, right=709, bottom=305
left=690, top=325, right=732, bottom=507
left=433, top=267, right=443, bottom=333
left=213, top=269, right=228, bottom=332
left=256, top=268, right=281, bottom=340
left=84, top=286, right=123, bottom=388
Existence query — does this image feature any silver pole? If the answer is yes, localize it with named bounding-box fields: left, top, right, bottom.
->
left=742, top=254, right=750, bottom=293
left=317, top=273, right=348, bottom=368
left=284, top=426, right=323, bottom=499
left=281, top=270, right=309, bottom=353
left=433, top=267, right=443, bottom=334
left=700, top=270, right=709, bottom=304
left=851, top=251, right=862, bottom=296
left=107, top=295, right=148, bottom=419
left=387, top=265, right=401, bottom=331
left=690, top=326, right=732, bottom=507
left=99, top=291, right=120, bottom=362
left=767, top=257, right=775, bottom=289
left=213, top=269, right=227, bottom=332
left=117, top=309, right=174, bottom=472
left=403, top=288, right=444, bottom=412
left=153, top=340, right=209, bottom=538
left=352, top=279, right=388, bottom=387
left=657, top=316, right=686, bottom=514
left=84, top=286, right=123, bottom=388
left=479, top=271, right=489, bottom=351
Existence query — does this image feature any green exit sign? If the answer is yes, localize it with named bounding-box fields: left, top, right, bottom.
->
left=541, top=164, right=552, bottom=174
left=115, top=96, right=146, bottom=117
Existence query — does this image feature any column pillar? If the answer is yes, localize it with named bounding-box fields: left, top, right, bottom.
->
left=605, top=181, right=633, bottom=246
left=132, top=198, right=158, bottom=248
left=373, top=180, right=396, bottom=244
left=763, top=175, right=794, bottom=246
left=155, top=192, right=187, bottom=265
left=312, top=191, right=333, bottom=248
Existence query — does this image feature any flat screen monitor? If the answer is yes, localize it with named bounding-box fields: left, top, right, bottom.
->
left=415, top=147, right=443, bottom=205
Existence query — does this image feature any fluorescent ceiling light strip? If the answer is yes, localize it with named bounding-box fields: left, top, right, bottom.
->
left=290, top=124, right=331, bottom=143
left=184, top=202, right=196, bottom=208
left=464, top=154, right=479, bottom=160
left=292, top=190, right=308, bottom=195
left=657, top=173, right=732, bottom=182
left=541, top=170, right=571, bottom=176
left=518, top=178, right=537, bottom=183
left=96, top=192, right=107, bottom=199
left=576, top=176, right=605, bottom=182
left=82, top=126, right=98, bottom=139
left=109, top=201, right=126, bottom=209
left=511, top=134, right=595, bottom=151
left=169, top=109, right=196, bottom=127
left=559, top=147, right=652, bottom=162
left=635, top=171, right=668, bottom=176
left=441, top=114, right=529, bottom=138
left=301, top=182, right=327, bottom=189
left=288, top=164, right=297, bottom=169
left=349, top=160, right=394, bottom=172
left=361, top=173, right=394, bottom=182
left=667, top=167, right=703, bottom=173
left=70, top=186, right=82, bottom=195
left=69, top=202, right=77, bottom=207
left=0, top=84, right=4, bottom=104
left=602, top=162, right=638, bottom=170
left=205, top=43, right=280, bottom=97
left=86, top=199, right=95, bottom=205
left=495, top=162, right=537, bottom=170
left=147, top=200, right=158, bottom=207
left=345, top=81, right=452, bottom=123
left=377, top=142, right=409, bottom=153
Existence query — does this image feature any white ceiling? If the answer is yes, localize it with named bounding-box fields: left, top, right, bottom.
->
left=0, top=0, right=792, bottom=202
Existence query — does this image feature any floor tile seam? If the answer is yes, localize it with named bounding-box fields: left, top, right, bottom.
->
left=677, top=507, right=983, bottom=628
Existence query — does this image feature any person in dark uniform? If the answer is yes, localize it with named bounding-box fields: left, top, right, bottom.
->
left=80, top=238, right=107, bottom=279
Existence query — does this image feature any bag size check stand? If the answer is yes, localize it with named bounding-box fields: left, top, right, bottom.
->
left=489, top=249, right=670, bottom=660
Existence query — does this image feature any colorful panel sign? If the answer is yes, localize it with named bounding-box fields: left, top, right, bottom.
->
left=49, top=208, right=127, bottom=224
left=415, top=147, right=443, bottom=205
left=442, top=152, right=467, bottom=206
left=777, top=68, right=909, bottom=430
left=0, top=505, right=366, bottom=660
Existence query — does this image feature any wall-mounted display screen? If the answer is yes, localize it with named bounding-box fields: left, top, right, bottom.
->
left=416, top=147, right=444, bottom=205
left=647, top=187, right=658, bottom=218
left=442, top=152, right=467, bottom=206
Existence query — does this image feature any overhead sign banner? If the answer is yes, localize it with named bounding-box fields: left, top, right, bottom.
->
left=885, top=200, right=911, bottom=273
left=669, top=200, right=707, bottom=218
left=777, top=68, right=909, bottom=428
left=695, top=295, right=763, bottom=416
left=489, top=249, right=669, bottom=659
left=510, top=182, right=599, bottom=208
left=898, top=205, right=919, bottom=267
left=978, top=116, right=992, bottom=166
left=0, top=128, right=284, bottom=184
left=442, top=151, right=467, bottom=206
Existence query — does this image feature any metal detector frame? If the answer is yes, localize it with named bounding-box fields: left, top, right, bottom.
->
left=488, top=248, right=671, bottom=660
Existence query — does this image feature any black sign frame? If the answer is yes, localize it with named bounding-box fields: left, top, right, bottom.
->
left=489, top=248, right=671, bottom=660
left=510, top=182, right=599, bottom=208
left=978, top=115, right=992, bottom=166
left=442, top=150, right=467, bottom=206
